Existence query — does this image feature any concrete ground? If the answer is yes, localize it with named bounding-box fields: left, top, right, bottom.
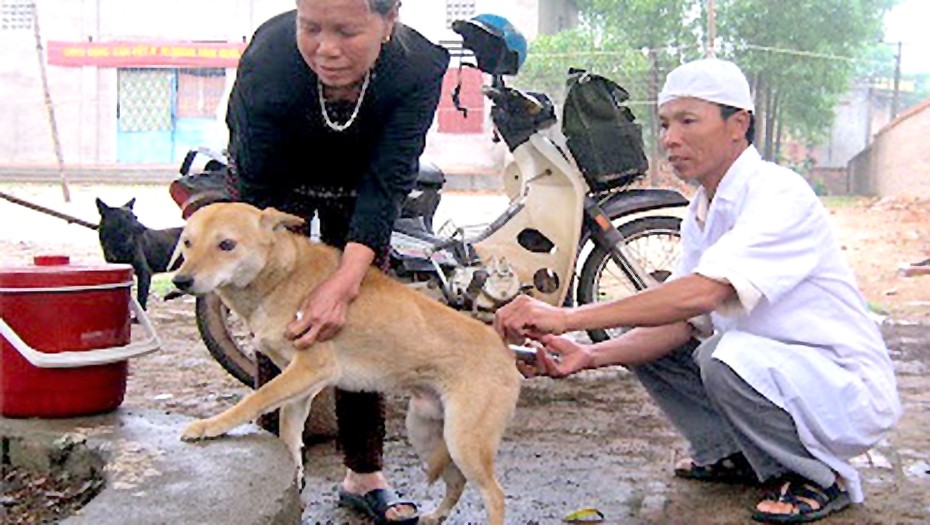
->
left=1, top=411, right=302, bottom=524
left=3, top=319, right=927, bottom=524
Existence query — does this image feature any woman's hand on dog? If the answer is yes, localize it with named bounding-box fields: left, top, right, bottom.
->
left=515, top=334, right=594, bottom=379
left=285, top=243, right=374, bottom=348
left=286, top=271, right=361, bottom=348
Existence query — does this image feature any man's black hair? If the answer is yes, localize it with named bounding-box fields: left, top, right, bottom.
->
left=719, top=104, right=755, bottom=145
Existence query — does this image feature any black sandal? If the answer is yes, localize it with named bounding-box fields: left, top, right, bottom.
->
left=338, top=488, right=419, bottom=525
left=674, top=452, right=759, bottom=485
left=751, top=478, right=851, bottom=523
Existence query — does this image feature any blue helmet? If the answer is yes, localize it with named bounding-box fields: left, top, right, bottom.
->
left=452, top=14, right=527, bottom=76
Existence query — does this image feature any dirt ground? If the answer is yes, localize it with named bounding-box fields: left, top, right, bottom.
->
left=1, top=184, right=929, bottom=523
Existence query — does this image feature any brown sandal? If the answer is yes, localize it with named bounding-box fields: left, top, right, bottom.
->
left=752, top=478, right=851, bottom=523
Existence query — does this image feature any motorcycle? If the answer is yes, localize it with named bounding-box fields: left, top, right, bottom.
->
left=171, top=17, right=688, bottom=390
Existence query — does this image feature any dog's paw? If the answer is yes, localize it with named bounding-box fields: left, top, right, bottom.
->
left=180, top=418, right=226, bottom=441
left=293, top=460, right=306, bottom=489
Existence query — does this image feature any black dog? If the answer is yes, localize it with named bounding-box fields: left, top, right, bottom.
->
left=95, top=198, right=182, bottom=310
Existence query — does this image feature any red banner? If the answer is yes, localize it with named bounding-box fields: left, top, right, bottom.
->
left=47, top=40, right=247, bottom=68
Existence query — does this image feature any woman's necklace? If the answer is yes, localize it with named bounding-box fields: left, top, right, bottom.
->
left=318, top=70, right=371, bottom=132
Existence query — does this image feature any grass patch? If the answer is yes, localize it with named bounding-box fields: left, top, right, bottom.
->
left=820, top=196, right=865, bottom=209
left=150, top=274, right=177, bottom=296
left=867, top=302, right=889, bottom=316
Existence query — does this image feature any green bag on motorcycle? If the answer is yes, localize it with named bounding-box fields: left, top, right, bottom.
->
left=562, top=68, right=649, bottom=192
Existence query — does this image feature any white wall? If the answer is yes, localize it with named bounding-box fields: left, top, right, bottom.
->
left=95, top=0, right=294, bottom=42
left=0, top=0, right=573, bottom=169
left=814, top=86, right=870, bottom=169
left=398, top=0, right=450, bottom=43
left=0, top=1, right=86, bottom=165
left=476, top=0, right=539, bottom=39
left=401, top=0, right=556, bottom=46
left=0, top=0, right=295, bottom=166
left=538, top=0, right=578, bottom=35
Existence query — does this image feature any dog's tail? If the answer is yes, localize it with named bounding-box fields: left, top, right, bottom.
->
left=425, top=441, right=453, bottom=484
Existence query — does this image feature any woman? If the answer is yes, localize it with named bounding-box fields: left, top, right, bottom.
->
left=225, top=0, right=449, bottom=522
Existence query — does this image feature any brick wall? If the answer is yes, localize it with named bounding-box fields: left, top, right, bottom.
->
left=808, top=167, right=849, bottom=196
left=849, top=100, right=930, bottom=197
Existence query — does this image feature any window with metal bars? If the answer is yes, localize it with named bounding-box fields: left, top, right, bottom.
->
left=1, top=0, right=34, bottom=31
left=445, top=0, right=475, bottom=29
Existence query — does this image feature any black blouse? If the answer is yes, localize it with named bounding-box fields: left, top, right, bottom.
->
left=226, top=10, right=449, bottom=251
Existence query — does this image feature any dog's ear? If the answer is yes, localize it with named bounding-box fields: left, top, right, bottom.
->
left=260, top=207, right=305, bottom=232
left=95, top=198, right=109, bottom=215
left=123, top=198, right=136, bottom=210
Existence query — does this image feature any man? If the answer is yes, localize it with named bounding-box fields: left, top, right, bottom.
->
left=495, top=58, right=900, bottom=523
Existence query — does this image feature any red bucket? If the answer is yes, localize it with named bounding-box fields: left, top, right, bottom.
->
left=0, top=255, right=160, bottom=418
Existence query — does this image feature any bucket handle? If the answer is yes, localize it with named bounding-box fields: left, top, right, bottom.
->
left=0, top=297, right=160, bottom=368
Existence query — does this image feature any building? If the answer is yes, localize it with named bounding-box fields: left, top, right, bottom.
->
left=847, top=96, right=930, bottom=197
left=1, top=0, right=294, bottom=167
left=0, top=0, right=576, bottom=175
left=803, top=76, right=917, bottom=195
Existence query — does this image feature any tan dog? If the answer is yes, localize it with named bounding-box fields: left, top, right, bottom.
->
left=171, top=202, right=521, bottom=525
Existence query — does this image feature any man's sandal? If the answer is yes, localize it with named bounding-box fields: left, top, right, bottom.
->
left=338, top=488, right=419, bottom=525
left=674, top=452, right=759, bottom=485
left=751, top=478, right=851, bottom=523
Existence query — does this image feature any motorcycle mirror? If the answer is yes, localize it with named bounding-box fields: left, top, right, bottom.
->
left=451, top=62, right=481, bottom=118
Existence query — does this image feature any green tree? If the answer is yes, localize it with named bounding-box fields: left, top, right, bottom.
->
left=516, top=0, right=700, bottom=181
left=717, top=0, right=898, bottom=160
left=514, top=0, right=899, bottom=170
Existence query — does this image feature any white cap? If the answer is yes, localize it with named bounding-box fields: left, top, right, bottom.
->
left=658, top=58, right=754, bottom=113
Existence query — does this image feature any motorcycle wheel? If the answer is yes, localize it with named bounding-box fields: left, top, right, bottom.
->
left=577, top=216, right=682, bottom=343
left=195, top=293, right=257, bottom=387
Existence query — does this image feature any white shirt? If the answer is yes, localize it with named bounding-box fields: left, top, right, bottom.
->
left=674, top=146, right=901, bottom=502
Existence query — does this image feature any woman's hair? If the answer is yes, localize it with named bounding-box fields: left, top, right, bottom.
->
left=295, top=0, right=399, bottom=17
left=368, top=0, right=400, bottom=16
